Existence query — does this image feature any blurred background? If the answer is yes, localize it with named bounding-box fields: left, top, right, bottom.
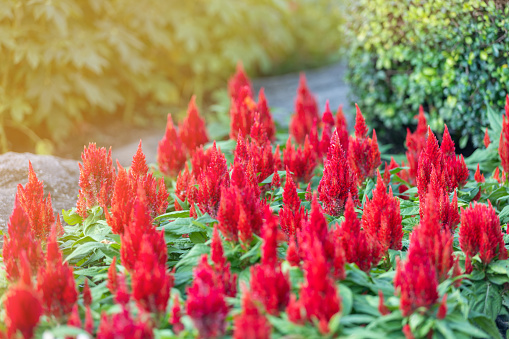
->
left=0, top=0, right=507, bottom=159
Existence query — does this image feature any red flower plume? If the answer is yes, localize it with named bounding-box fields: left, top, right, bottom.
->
left=230, top=86, right=257, bottom=140
left=283, top=136, right=317, bottom=183
left=233, top=285, right=272, bottom=339
left=210, top=227, right=237, bottom=297
left=158, top=114, right=187, bottom=177
left=96, top=306, right=153, bottom=339
left=289, top=73, right=319, bottom=144
left=405, top=106, right=428, bottom=185
left=279, top=167, right=308, bottom=238
left=484, top=128, right=491, bottom=148
left=335, top=104, right=350, bottom=153
left=500, top=95, right=509, bottom=174
left=178, top=96, right=209, bottom=153
left=441, top=125, right=469, bottom=189
left=228, top=62, right=253, bottom=101
left=256, top=88, right=276, bottom=141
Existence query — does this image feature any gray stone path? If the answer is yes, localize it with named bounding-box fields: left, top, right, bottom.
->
left=112, top=61, right=351, bottom=167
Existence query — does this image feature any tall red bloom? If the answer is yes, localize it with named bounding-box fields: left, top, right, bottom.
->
left=283, top=136, right=317, bottom=183
left=96, top=306, right=153, bottom=339
left=132, top=231, right=173, bottom=315
left=3, top=199, right=44, bottom=282
left=500, top=95, right=509, bottom=174
left=4, top=253, right=43, bottom=339
left=76, top=143, right=116, bottom=218
left=210, top=227, right=237, bottom=297
left=394, top=255, right=439, bottom=317
left=441, top=125, right=469, bottom=189
left=174, top=164, right=192, bottom=210
left=424, top=168, right=460, bottom=232
left=16, top=161, right=56, bottom=240
left=256, top=88, right=276, bottom=141
left=230, top=86, right=257, bottom=140
left=170, top=295, right=184, bottom=335
left=233, top=286, right=272, bottom=339
left=289, top=73, right=319, bottom=144
left=319, top=100, right=335, bottom=158
left=83, top=280, right=92, bottom=307
left=186, top=255, right=228, bottom=339
left=484, top=128, right=491, bottom=148
left=178, top=96, right=209, bottom=153
left=348, top=105, right=381, bottom=185
left=362, top=171, right=403, bottom=253
left=405, top=106, right=428, bottom=185
left=37, top=226, right=78, bottom=321
left=158, top=114, right=187, bottom=177
left=279, top=167, right=308, bottom=238
left=228, top=62, right=253, bottom=101
left=459, top=201, right=508, bottom=273
left=336, top=195, right=382, bottom=272
left=335, top=104, right=350, bottom=153
left=104, top=164, right=133, bottom=235
left=196, top=142, right=230, bottom=217
left=318, top=130, right=358, bottom=216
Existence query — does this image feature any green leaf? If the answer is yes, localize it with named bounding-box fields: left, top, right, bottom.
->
left=469, top=313, right=503, bottom=339
left=339, top=284, right=354, bottom=316
left=65, top=242, right=104, bottom=264
left=62, top=208, right=82, bottom=225
left=189, top=232, right=207, bottom=244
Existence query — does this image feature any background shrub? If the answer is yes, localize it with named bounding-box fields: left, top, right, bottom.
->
left=345, top=0, right=509, bottom=150
left=0, top=0, right=343, bottom=153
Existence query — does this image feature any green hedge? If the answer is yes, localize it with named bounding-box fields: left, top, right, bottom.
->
left=345, top=0, right=509, bottom=149
left=0, top=0, right=343, bottom=153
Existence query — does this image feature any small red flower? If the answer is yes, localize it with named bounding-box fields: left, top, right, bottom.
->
left=318, top=130, right=359, bottom=216
left=170, top=295, right=184, bottom=335
left=334, top=104, right=350, bottom=153
left=96, top=306, right=153, bottom=339
left=210, top=227, right=237, bottom=297
left=437, top=294, right=448, bottom=319
left=178, top=95, right=209, bottom=153
left=256, top=88, right=276, bottom=142
left=158, top=114, right=187, bottom=177
left=484, top=128, right=491, bottom=148
left=403, top=324, right=415, bottom=339
left=76, top=143, right=116, bottom=218
left=104, top=164, right=133, bottom=235
left=230, top=86, right=257, bottom=140
left=378, top=290, right=390, bottom=316
left=228, top=62, right=253, bottom=102
left=83, top=279, right=92, bottom=307
left=107, top=257, right=118, bottom=294
left=279, top=167, right=308, bottom=238
left=441, top=125, right=469, bottom=189
left=348, top=105, right=381, bottom=185
left=283, top=136, right=317, bottom=183
left=405, top=105, right=428, bottom=185
left=233, top=285, right=272, bottom=339
left=475, top=164, right=485, bottom=183
left=499, top=95, right=509, bottom=174
left=289, top=73, right=319, bottom=144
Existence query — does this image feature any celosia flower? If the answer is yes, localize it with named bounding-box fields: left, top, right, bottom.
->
left=283, top=136, right=317, bottom=183
left=107, top=257, right=118, bottom=294
left=3, top=199, right=43, bottom=282
left=4, top=253, right=43, bottom=339
left=158, top=114, right=187, bottom=177
left=84, top=306, right=93, bottom=334
left=348, top=105, right=381, bottom=185
left=441, top=125, right=469, bottom=189
left=250, top=112, right=269, bottom=146
left=334, top=104, right=349, bottom=153
left=210, top=227, right=237, bottom=297
left=403, top=324, right=415, bottom=339
left=336, top=195, right=382, bottom=272
left=378, top=290, right=390, bottom=315
left=459, top=201, right=508, bottom=273
left=230, top=86, right=257, bottom=139
left=427, top=168, right=460, bottom=232
left=437, top=294, right=448, bottom=319
left=475, top=164, right=485, bottom=183
left=178, top=95, right=209, bottom=153
left=405, top=106, right=428, bottom=185
left=362, top=171, right=403, bottom=253
left=494, top=166, right=506, bottom=184
left=305, top=182, right=312, bottom=201
left=76, top=143, right=116, bottom=218
left=273, top=144, right=282, bottom=170
left=286, top=294, right=305, bottom=325
left=190, top=145, right=213, bottom=179
left=186, top=255, right=228, bottom=339
left=484, top=128, right=491, bottom=148
left=174, top=164, right=192, bottom=210
left=107, top=258, right=130, bottom=306
left=394, top=255, right=439, bottom=317
left=318, top=130, right=358, bottom=216
left=279, top=167, right=308, bottom=238
left=96, top=306, right=153, bottom=339
left=233, top=285, right=272, bottom=339
left=228, top=62, right=253, bottom=102
left=299, top=237, right=341, bottom=334
left=104, top=164, right=133, bottom=235
left=500, top=95, right=509, bottom=174
left=170, top=295, right=184, bottom=335
left=286, top=237, right=301, bottom=266
left=256, top=88, right=276, bottom=141
left=289, top=73, right=319, bottom=144
left=318, top=101, right=335, bottom=158
left=132, top=231, right=173, bottom=314
left=196, top=142, right=230, bottom=217
left=83, top=279, right=92, bottom=307
left=16, top=161, right=56, bottom=240
left=37, top=226, right=78, bottom=320
left=67, top=305, right=81, bottom=329
left=270, top=169, right=281, bottom=190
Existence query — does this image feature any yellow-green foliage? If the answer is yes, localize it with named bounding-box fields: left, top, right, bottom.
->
left=0, top=0, right=343, bottom=152
left=346, top=0, right=509, bottom=148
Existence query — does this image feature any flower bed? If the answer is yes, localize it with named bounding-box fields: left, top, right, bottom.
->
left=1, top=66, right=509, bottom=338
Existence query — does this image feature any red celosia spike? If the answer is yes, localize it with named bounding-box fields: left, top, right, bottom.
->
left=130, top=141, right=149, bottom=181
left=273, top=144, right=282, bottom=170
left=132, top=231, right=173, bottom=315
left=484, top=128, right=491, bottom=148
left=76, top=144, right=116, bottom=218
left=319, top=130, right=359, bottom=216
left=403, top=324, right=415, bottom=339
left=308, top=117, right=321, bottom=158
left=16, top=161, right=56, bottom=240
left=440, top=125, right=455, bottom=158
left=217, top=186, right=240, bottom=242
left=322, top=100, right=335, bottom=126
left=475, top=164, right=485, bottom=183
left=279, top=167, right=307, bottom=238
left=211, top=226, right=226, bottom=269
left=248, top=137, right=276, bottom=185
left=320, top=122, right=333, bottom=159
left=174, top=164, right=191, bottom=211
left=84, top=306, right=93, bottom=334
left=500, top=96, right=509, bottom=173
left=104, top=163, right=133, bottom=235
left=305, top=182, right=312, bottom=200
left=257, top=88, right=276, bottom=142
left=405, top=108, right=428, bottom=185
left=228, top=62, right=253, bottom=101
left=37, top=226, right=78, bottom=320
left=270, top=169, right=281, bottom=189
left=337, top=194, right=382, bottom=272
left=250, top=112, right=268, bottom=146
left=230, top=86, right=257, bottom=140
left=107, top=257, right=118, bottom=294
left=186, top=255, right=228, bottom=339
left=299, top=238, right=341, bottom=334
left=190, top=146, right=212, bottom=179
left=441, top=125, right=468, bottom=189
left=67, top=304, right=82, bottom=329
left=416, top=105, right=427, bottom=133
left=289, top=74, right=319, bottom=144
left=378, top=290, right=390, bottom=315
left=178, top=95, right=209, bottom=153
left=196, top=142, right=230, bottom=218
left=283, top=136, right=317, bottom=183
left=459, top=201, right=508, bottom=273
left=286, top=237, right=301, bottom=266
left=250, top=262, right=291, bottom=316
left=261, top=206, right=279, bottom=267
left=3, top=199, right=44, bottom=282
left=234, top=131, right=249, bottom=167
left=362, top=170, right=403, bottom=253
left=437, top=294, right=448, bottom=319
left=234, top=285, right=272, bottom=339
left=158, top=114, right=187, bottom=178
left=286, top=294, right=305, bottom=325
left=354, top=104, right=368, bottom=139
left=382, top=161, right=391, bottom=185
left=96, top=306, right=154, bottom=339
left=4, top=275, right=43, bottom=339
left=334, top=104, right=350, bottom=153
left=349, top=115, right=381, bottom=185
left=115, top=274, right=131, bottom=306
left=210, top=226, right=238, bottom=297
left=394, top=254, right=439, bottom=317
left=170, top=295, right=184, bottom=335
left=83, top=279, right=92, bottom=307
left=494, top=167, right=502, bottom=183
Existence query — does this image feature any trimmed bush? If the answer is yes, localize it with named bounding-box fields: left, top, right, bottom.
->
left=0, top=0, right=343, bottom=152
left=346, top=0, right=509, bottom=148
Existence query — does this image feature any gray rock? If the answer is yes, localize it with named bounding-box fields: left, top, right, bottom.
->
left=0, top=152, right=80, bottom=233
